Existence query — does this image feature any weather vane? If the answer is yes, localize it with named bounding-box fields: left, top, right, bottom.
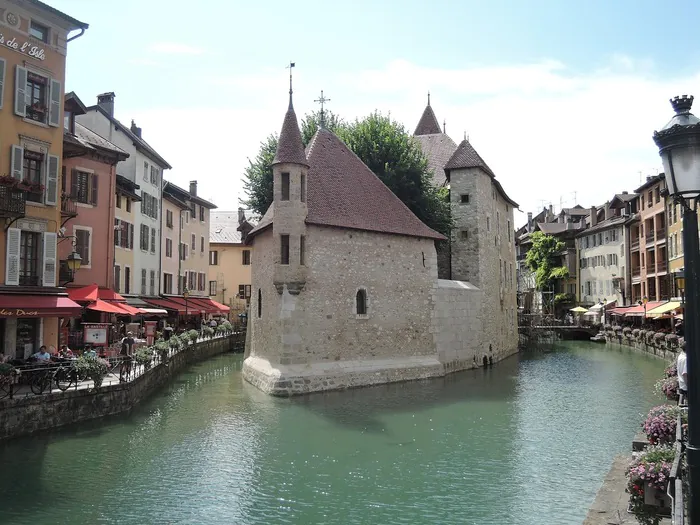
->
left=314, top=90, right=331, bottom=128
left=286, top=61, right=295, bottom=95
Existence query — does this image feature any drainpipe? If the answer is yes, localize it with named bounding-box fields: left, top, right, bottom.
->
left=67, top=28, right=86, bottom=43
left=107, top=163, right=116, bottom=289
left=177, top=209, right=187, bottom=295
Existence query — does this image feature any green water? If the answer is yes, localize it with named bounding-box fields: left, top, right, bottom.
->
left=0, top=342, right=665, bottom=525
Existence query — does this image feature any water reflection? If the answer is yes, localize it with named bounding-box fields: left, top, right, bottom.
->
left=0, top=343, right=666, bottom=525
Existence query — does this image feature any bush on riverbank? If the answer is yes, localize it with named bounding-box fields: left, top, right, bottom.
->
left=626, top=444, right=675, bottom=525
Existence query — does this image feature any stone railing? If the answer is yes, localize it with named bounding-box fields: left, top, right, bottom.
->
left=604, top=324, right=681, bottom=360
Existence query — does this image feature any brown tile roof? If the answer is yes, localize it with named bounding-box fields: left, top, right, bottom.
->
left=304, top=129, right=444, bottom=240
left=414, top=104, right=442, bottom=135
left=272, top=96, right=309, bottom=167
left=444, top=139, right=495, bottom=176
left=413, top=133, right=457, bottom=186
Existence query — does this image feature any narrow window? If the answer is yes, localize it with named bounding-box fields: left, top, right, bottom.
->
left=257, top=289, right=262, bottom=318
left=300, top=235, right=306, bottom=265
left=242, top=250, right=251, bottom=265
left=460, top=194, right=469, bottom=204
left=356, top=289, right=367, bottom=315
left=280, top=235, right=290, bottom=264
left=487, top=217, right=490, bottom=231
left=300, top=174, right=306, bottom=203
left=460, top=230, right=468, bottom=240
left=281, top=172, right=290, bottom=201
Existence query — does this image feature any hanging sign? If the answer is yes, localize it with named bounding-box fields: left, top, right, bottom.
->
left=0, top=33, right=46, bottom=60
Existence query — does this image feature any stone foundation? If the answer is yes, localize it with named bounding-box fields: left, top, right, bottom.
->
left=605, top=336, right=678, bottom=361
left=242, top=355, right=445, bottom=396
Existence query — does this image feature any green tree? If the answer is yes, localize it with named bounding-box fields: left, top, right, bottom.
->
left=524, top=232, right=570, bottom=292
left=300, top=110, right=344, bottom=145
left=241, top=134, right=278, bottom=218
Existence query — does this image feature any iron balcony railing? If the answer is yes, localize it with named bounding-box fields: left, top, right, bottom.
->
left=60, top=194, right=78, bottom=217
left=656, top=260, right=668, bottom=273
left=656, top=230, right=666, bottom=243
left=0, top=185, right=26, bottom=218
left=631, top=237, right=640, bottom=250
left=645, top=232, right=655, bottom=243
left=632, top=266, right=641, bottom=277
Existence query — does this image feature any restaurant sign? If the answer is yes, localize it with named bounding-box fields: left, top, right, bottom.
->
left=0, top=308, right=40, bottom=317
left=0, top=33, right=46, bottom=60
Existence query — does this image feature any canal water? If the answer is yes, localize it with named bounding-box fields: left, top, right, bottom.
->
left=0, top=342, right=665, bottom=525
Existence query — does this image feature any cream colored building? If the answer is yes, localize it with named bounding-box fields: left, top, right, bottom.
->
left=208, top=209, right=253, bottom=315
left=161, top=180, right=215, bottom=297
left=113, top=174, right=140, bottom=294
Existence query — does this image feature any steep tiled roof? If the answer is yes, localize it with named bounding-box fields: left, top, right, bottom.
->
left=444, top=139, right=495, bottom=177
left=272, top=96, right=308, bottom=167
left=413, top=133, right=457, bottom=186
left=74, top=122, right=128, bottom=157
left=414, top=104, right=442, bottom=135
left=304, top=129, right=444, bottom=240
left=211, top=210, right=259, bottom=243
left=246, top=205, right=273, bottom=239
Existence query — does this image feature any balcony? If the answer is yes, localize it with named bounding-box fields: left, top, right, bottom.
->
left=19, top=274, right=40, bottom=287
left=656, top=230, right=666, bottom=243
left=631, top=237, right=640, bottom=250
left=657, top=260, right=668, bottom=273
left=645, top=232, right=655, bottom=243
left=60, top=194, right=78, bottom=219
left=0, top=185, right=26, bottom=219
left=632, top=266, right=641, bottom=277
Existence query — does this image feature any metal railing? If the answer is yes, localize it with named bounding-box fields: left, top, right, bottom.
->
left=669, top=397, right=686, bottom=525
left=0, top=185, right=26, bottom=218
left=656, top=230, right=666, bottom=243
left=646, top=232, right=655, bottom=243
left=60, top=194, right=78, bottom=216
left=632, top=266, right=641, bottom=277
left=631, top=238, right=641, bottom=250
left=657, top=260, right=668, bottom=273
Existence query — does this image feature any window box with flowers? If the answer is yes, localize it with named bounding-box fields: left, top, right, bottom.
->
left=626, top=444, right=675, bottom=524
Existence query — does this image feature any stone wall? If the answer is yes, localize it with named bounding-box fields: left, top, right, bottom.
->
left=604, top=333, right=678, bottom=361
left=450, top=167, right=518, bottom=361
left=0, top=335, right=236, bottom=441
left=431, top=279, right=484, bottom=372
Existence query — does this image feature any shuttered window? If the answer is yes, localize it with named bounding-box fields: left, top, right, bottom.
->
left=150, top=227, right=156, bottom=253
left=75, top=229, right=90, bottom=266
left=141, top=269, right=147, bottom=295
left=140, top=224, right=149, bottom=251
left=71, top=170, right=97, bottom=205
left=19, top=231, right=40, bottom=285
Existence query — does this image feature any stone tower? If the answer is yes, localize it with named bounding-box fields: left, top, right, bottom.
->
left=271, top=91, right=309, bottom=296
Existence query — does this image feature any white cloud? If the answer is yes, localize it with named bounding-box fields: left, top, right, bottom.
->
left=148, top=42, right=204, bottom=55
left=122, top=58, right=700, bottom=225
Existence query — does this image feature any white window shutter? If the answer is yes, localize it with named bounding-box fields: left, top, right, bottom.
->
left=5, top=228, right=21, bottom=285
left=42, top=232, right=57, bottom=287
left=0, top=58, right=6, bottom=110
left=10, top=145, right=23, bottom=179
left=14, top=66, right=27, bottom=117
left=45, top=154, right=59, bottom=205
left=48, top=79, right=61, bottom=127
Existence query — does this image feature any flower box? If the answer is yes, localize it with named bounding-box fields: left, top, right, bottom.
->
left=644, top=481, right=671, bottom=515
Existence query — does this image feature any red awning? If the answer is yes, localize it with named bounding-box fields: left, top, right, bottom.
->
left=158, top=296, right=215, bottom=314
left=0, top=295, right=82, bottom=317
left=609, top=307, right=632, bottom=316
left=187, top=297, right=219, bottom=314
left=68, top=284, right=99, bottom=302
left=142, top=297, right=186, bottom=313
left=114, top=302, right=145, bottom=315
left=98, top=288, right=126, bottom=302
left=208, top=298, right=230, bottom=313
left=624, top=301, right=667, bottom=317
left=87, top=299, right=132, bottom=314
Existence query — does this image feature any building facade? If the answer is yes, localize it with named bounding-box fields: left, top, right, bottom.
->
left=0, top=0, right=87, bottom=357
left=208, top=209, right=253, bottom=315
left=161, top=180, right=215, bottom=298
left=76, top=93, right=171, bottom=300
left=629, top=175, right=668, bottom=302
left=61, top=93, right=128, bottom=290
left=113, top=174, right=140, bottom=294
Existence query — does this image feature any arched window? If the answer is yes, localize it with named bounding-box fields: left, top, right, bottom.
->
left=257, top=288, right=262, bottom=318
left=356, top=289, right=367, bottom=315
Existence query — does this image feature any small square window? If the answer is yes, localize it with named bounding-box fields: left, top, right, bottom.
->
left=280, top=235, right=290, bottom=265
left=460, top=194, right=469, bottom=204
left=29, top=21, right=49, bottom=43
left=460, top=230, right=468, bottom=240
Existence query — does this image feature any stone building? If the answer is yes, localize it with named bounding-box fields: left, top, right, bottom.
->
left=413, top=98, right=519, bottom=358
left=243, top=89, right=513, bottom=396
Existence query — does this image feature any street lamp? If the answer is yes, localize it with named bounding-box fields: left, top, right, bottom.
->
left=183, top=286, right=189, bottom=320
left=653, top=95, right=700, bottom=522
left=599, top=297, right=607, bottom=326
left=676, top=269, right=686, bottom=308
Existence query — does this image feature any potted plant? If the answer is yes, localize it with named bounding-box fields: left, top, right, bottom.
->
left=626, top=444, right=674, bottom=524
left=75, top=355, right=109, bottom=389
left=623, top=327, right=633, bottom=339
left=0, top=362, right=18, bottom=389
left=664, top=333, right=679, bottom=349
left=203, top=326, right=214, bottom=339
left=654, top=377, right=679, bottom=402
left=187, top=329, right=199, bottom=344
left=642, top=405, right=684, bottom=445
left=664, top=361, right=677, bottom=378
left=168, top=335, right=181, bottom=351
left=155, top=340, right=169, bottom=362
left=0, top=175, right=19, bottom=189
left=135, top=347, right=154, bottom=370
left=653, top=332, right=665, bottom=347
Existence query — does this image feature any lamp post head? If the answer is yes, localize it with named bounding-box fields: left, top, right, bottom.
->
left=675, top=269, right=686, bottom=292
left=66, top=251, right=82, bottom=272
left=653, top=95, right=700, bottom=200
left=183, top=287, right=189, bottom=299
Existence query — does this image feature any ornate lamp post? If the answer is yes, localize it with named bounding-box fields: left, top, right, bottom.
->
left=183, top=286, right=189, bottom=326
left=653, top=95, right=700, bottom=522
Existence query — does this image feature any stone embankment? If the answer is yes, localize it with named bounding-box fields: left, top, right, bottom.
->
left=0, top=334, right=238, bottom=441
left=604, top=325, right=680, bottom=361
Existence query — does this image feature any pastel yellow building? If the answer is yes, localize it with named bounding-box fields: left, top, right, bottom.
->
left=208, top=209, right=253, bottom=315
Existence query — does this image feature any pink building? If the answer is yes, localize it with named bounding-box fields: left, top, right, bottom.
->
left=60, top=93, right=128, bottom=289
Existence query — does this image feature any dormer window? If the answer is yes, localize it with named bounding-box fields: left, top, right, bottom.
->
left=281, top=172, right=290, bottom=201
left=63, top=110, right=74, bottom=134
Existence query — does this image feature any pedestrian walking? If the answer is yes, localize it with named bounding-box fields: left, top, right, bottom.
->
left=677, top=346, right=688, bottom=398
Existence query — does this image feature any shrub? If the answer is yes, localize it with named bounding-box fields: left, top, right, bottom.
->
left=135, top=347, right=154, bottom=367
left=203, top=326, right=214, bottom=338
left=614, top=325, right=623, bottom=332
left=654, top=377, right=679, bottom=401
left=187, top=329, right=199, bottom=343
left=623, top=327, right=632, bottom=336
left=168, top=335, right=181, bottom=350
left=633, top=328, right=641, bottom=338
left=604, top=323, right=612, bottom=330
left=653, top=332, right=665, bottom=344
left=664, top=362, right=678, bottom=378
left=626, top=444, right=675, bottom=525
left=75, top=356, right=108, bottom=388
left=0, top=363, right=18, bottom=385
left=664, top=333, right=678, bottom=347
left=642, top=405, right=683, bottom=445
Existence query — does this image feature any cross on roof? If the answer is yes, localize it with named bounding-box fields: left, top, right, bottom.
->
left=314, top=90, right=331, bottom=128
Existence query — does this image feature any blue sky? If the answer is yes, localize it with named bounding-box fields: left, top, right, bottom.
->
left=52, top=0, right=700, bottom=219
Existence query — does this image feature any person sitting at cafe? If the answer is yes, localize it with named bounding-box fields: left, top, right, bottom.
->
left=59, top=345, right=74, bottom=358
left=31, top=346, right=51, bottom=362
left=83, top=346, right=97, bottom=359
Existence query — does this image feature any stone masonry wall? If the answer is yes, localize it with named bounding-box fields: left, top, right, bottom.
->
left=450, top=167, right=518, bottom=361
left=431, top=279, right=483, bottom=372
left=0, top=335, right=236, bottom=441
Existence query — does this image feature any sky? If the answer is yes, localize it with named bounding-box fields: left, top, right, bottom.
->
left=51, top=0, right=700, bottom=226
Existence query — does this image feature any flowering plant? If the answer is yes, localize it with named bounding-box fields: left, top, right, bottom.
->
left=75, top=355, right=109, bottom=388
left=664, top=361, right=678, bottom=378
left=654, top=377, right=679, bottom=401
left=626, top=444, right=675, bottom=525
left=0, top=363, right=18, bottom=386
left=17, top=179, right=44, bottom=193
left=642, top=405, right=682, bottom=445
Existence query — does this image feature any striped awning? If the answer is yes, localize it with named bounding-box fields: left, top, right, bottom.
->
left=646, top=301, right=682, bottom=317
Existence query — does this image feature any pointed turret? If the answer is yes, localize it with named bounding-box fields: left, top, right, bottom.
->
left=272, top=93, right=309, bottom=167
left=414, top=95, right=442, bottom=136
left=444, top=139, right=495, bottom=177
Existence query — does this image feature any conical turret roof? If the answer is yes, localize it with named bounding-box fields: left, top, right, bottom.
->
left=272, top=95, right=309, bottom=167
left=444, top=139, right=495, bottom=176
left=414, top=104, right=442, bottom=136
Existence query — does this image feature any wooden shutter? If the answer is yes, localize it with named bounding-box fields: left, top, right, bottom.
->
left=42, top=232, right=57, bottom=287
left=5, top=227, right=21, bottom=285
left=71, top=169, right=79, bottom=197
left=61, top=165, right=66, bottom=193
left=0, top=58, right=5, bottom=110
left=48, top=79, right=61, bottom=127
left=129, top=224, right=134, bottom=249
left=44, top=154, right=59, bottom=205
left=10, top=145, right=23, bottom=179
left=14, top=66, right=27, bottom=117
left=90, top=173, right=98, bottom=205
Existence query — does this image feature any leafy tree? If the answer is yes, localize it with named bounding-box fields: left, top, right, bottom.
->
left=524, top=232, right=570, bottom=291
left=242, top=110, right=452, bottom=237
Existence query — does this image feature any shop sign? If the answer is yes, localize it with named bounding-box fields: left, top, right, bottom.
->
left=83, top=323, right=109, bottom=346
left=0, top=308, right=40, bottom=317
left=0, top=33, right=46, bottom=60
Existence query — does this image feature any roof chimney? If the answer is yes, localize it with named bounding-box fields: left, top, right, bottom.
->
left=590, top=206, right=597, bottom=227
left=189, top=180, right=197, bottom=197
left=604, top=201, right=611, bottom=220
left=527, top=212, right=533, bottom=232
left=97, top=92, right=115, bottom=118
left=238, top=207, right=245, bottom=225
left=622, top=191, right=628, bottom=194
left=130, top=119, right=142, bottom=138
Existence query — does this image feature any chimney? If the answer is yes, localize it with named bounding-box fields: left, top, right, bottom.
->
left=604, top=201, right=611, bottom=220
left=130, top=119, right=142, bottom=138
left=97, top=92, right=115, bottom=118
left=238, top=207, right=246, bottom=225
left=622, top=191, right=628, bottom=194
left=547, top=204, right=554, bottom=222
left=527, top=212, right=533, bottom=232
left=590, top=206, right=597, bottom=227
left=189, top=180, right=197, bottom=196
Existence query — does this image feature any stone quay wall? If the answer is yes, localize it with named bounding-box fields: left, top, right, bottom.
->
left=0, top=335, right=237, bottom=441
left=604, top=332, right=678, bottom=361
